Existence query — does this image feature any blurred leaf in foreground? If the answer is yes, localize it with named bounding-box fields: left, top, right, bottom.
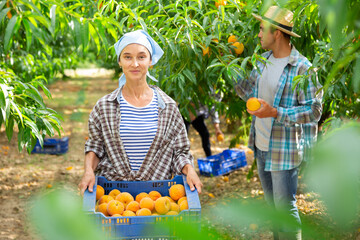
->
left=305, top=121, right=360, bottom=231
left=28, top=187, right=103, bottom=240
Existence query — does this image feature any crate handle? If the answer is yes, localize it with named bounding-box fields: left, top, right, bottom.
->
left=82, top=177, right=98, bottom=212
left=182, top=175, right=201, bottom=209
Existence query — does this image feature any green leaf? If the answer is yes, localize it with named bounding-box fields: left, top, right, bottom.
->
left=42, top=118, right=54, bottom=136
left=183, top=69, right=196, bottom=84
left=13, top=79, right=29, bottom=91
left=50, top=121, right=61, bottom=136
left=36, top=80, right=52, bottom=99
left=10, top=100, right=23, bottom=125
left=25, top=118, right=42, bottom=145
left=30, top=190, right=104, bottom=240
left=28, top=83, right=44, bottom=100
left=29, top=13, right=50, bottom=29
left=0, top=83, right=11, bottom=120
left=22, top=19, right=33, bottom=51
left=17, top=125, right=25, bottom=152
left=66, top=2, right=82, bottom=12
left=0, top=85, right=5, bottom=107
left=81, top=20, right=89, bottom=53
left=89, top=22, right=100, bottom=54
left=47, top=116, right=62, bottom=136
left=4, top=14, right=17, bottom=52
left=6, top=115, right=14, bottom=141
left=94, top=19, right=108, bottom=57
left=0, top=1, right=7, bottom=11
left=207, top=62, right=223, bottom=70
left=109, top=16, right=126, bottom=33
left=353, top=54, right=360, bottom=93
left=185, top=28, right=194, bottom=49
left=24, top=0, right=42, bottom=15
left=139, top=18, right=147, bottom=31
left=220, top=5, right=225, bottom=22
left=106, top=21, right=117, bottom=41
left=0, top=7, right=10, bottom=24
left=27, top=16, right=37, bottom=27
left=49, top=4, right=56, bottom=36
left=0, top=110, right=3, bottom=129
left=73, top=18, right=81, bottom=49
left=24, top=88, right=45, bottom=108
left=240, top=56, right=251, bottom=71
left=191, top=19, right=205, bottom=33
left=27, top=133, right=38, bottom=154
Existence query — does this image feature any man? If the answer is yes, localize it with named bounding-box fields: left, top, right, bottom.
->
left=233, top=6, right=323, bottom=240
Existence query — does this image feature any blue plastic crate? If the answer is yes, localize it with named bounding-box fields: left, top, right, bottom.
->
left=83, top=175, right=201, bottom=239
left=31, top=137, right=69, bottom=154
left=197, top=149, right=247, bottom=176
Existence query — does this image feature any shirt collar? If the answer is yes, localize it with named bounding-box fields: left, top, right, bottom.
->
left=261, top=45, right=300, bottom=67
left=105, top=85, right=173, bottom=109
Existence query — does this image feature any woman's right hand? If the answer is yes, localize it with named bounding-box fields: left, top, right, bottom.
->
left=78, top=170, right=96, bottom=196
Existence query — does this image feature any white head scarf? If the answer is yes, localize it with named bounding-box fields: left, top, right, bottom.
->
left=114, top=30, right=164, bottom=87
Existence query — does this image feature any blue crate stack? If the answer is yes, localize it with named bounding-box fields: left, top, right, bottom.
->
left=31, top=137, right=69, bottom=154
left=197, top=149, right=247, bottom=176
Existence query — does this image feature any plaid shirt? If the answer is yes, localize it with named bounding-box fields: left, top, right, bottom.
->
left=195, top=105, right=220, bottom=124
left=85, top=85, right=193, bottom=181
left=234, top=46, right=323, bottom=171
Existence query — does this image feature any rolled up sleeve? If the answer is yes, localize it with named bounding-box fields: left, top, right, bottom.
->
left=233, top=68, right=258, bottom=101
left=276, top=67, right=323, bottom=126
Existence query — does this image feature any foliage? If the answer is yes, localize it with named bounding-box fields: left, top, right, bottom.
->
left=1, top=0, right=359, bottom=151
left=155, top=121, right=360, bottom=239
left=28, top=122, right=360, bottom=240
left=285, top=0, right=360, bottom=121
left=29, top=187, right=104, bottom=240
left=305, top=121, right=360, bottom=230
left=0, top=0, right=116, bottom=151
left=0, top=69, right=62, bottom=153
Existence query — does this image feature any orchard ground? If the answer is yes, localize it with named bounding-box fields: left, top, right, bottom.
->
left=0, top=70, right=334, bottom=240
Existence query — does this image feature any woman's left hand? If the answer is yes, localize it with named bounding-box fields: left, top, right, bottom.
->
left=182, top=164, right=203, bottom=194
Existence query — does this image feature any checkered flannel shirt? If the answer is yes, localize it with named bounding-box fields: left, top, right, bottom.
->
left=233, top=46, right=323, bottom=171
left=85, top=85, right=193, bottom=181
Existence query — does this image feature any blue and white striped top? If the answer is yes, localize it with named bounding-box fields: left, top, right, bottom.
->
left=119, top=90, right=158, bottom=171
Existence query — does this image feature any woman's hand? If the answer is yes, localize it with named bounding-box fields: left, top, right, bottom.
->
left=78, top=170, right=96, bottom=196
left=78, top=151, right=100, bottom=196
left=182, top=164, right=203, bottom=194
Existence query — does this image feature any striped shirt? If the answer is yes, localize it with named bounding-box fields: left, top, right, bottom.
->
left=119, top=90, right=158, bottom=171
left=233, top=46, right=323, bottom=171
left=85, top=85, right=193, bottom=181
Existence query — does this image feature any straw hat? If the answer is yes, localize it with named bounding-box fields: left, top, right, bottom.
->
left=252, top=6, right=301, bottom=38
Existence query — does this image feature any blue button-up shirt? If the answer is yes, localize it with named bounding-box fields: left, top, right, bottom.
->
left=234, top=46, right=323, bottom=171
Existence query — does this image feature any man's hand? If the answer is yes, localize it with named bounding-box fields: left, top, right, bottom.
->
left=78, top=170, right=96, bottom=196
left=182, top=164, right=203, bottom=194
left=247, top=98, right=277, bottom=118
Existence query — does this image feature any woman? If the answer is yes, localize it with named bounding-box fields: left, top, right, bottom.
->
left=78, top=30, right=202, bottom=195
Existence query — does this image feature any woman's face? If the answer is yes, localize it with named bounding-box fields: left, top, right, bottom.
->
left=119, top=44, right=152, bottom=82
